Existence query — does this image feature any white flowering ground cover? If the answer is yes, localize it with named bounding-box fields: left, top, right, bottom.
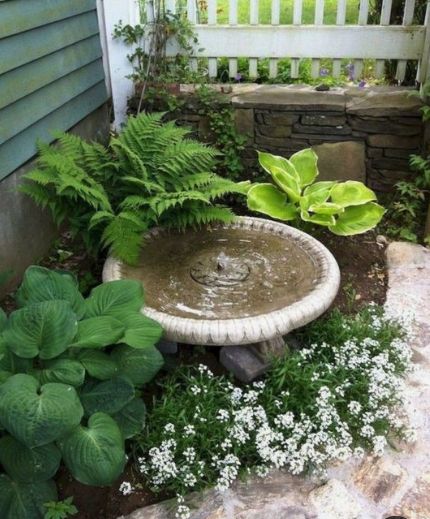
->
left=130, top=305, right=415, bottom=519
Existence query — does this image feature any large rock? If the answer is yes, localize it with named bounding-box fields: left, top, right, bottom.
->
left=346, top=89, right=422, bottom=117
left=312, top=141, right=366, bottom=182
left=309, top=479, right=361, bottom=519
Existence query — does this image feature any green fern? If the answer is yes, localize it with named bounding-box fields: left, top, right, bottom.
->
left=20, top=112, right=247, bottom=264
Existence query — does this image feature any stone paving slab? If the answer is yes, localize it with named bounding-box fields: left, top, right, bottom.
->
left=121, top=242, right=430, bottom=519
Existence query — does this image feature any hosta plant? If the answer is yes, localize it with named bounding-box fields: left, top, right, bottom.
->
left=0, top=266, right=163, bottom=519
left=247, top=149, right=385, bottom=235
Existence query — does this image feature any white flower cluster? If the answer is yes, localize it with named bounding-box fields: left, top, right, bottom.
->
left=140, top=309, right=415, bottom=519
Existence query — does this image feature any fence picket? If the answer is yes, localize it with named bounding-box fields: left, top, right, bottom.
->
left=417, top=0, right=430, bottom=82
left=396, top=0, right=416, bottom=82
left=187, top=0, right=198, bottom=71
left=375, top=0, right=393, bottom=78
left=228, top=0, right=238, bottom=78
left=269, top=0, right=280, bottom=78
left=354, top=0, right=369, bottom=80
left=207, top=0, right=217, bottom=78
left=312, top=0, right=324, bottom=79
left=165, top=0, right=176, bottom=14
left=249, top=0, right=259, bottom=78
left=333, top=0, right=347, bottom=77
left=291, top=0, right=303, bottom=78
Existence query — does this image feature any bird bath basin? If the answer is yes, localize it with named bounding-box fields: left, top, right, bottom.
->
left=102, top=217, right=340, bottom=349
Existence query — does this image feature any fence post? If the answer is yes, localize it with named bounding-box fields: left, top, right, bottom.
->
left=99, top=0, right=140, bottom=130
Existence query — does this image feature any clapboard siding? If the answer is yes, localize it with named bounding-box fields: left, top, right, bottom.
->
left=0, top=0, right=107, bottom=181
left=0, top=36, right=103, bottom=110
left=0, top=83, right=107, bottom=177
left=0, top=12, right=100, bottom=75
left=0, top=0, right=95, bottom=39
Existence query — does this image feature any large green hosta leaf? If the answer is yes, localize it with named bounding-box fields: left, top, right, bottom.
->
left=32, top=359, right=85, bottom=387
left=0, top=436, right=61, bottom=482
left=79, top=376, right=135, bottom=416
left=0, top=474, right=57, bottom=519
left=3, top=301, right=77, bottom=359
left=258, top=151, right=300, bottom=183
left=60, top=413, right=126, bottom=486
left=15, top=266, right=85, bottom=318
left=112, top=397, right=146, bottom=439
left=85, top=280, right=143, bottom=319
left=71, top=316, right=125, bottom=349
left=289, top=148, right=319, bottom=187
left=111, top=344, right=164, bottom=386
left=0, top=374, right=83, bottom=447
left=78, top=350, right=118, bottom=380
left=122, top=314, right=163, bottom=349
left=329, top=202, right=385, bottom=236
left=330, top=180, right=377, bottom=208
left=270, top=166, right=301, bottom=202
left=247, top=184, right=297, bottom=221
left=0, top=337, right=32, bottom=374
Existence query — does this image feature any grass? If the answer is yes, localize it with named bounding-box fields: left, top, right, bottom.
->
left=203, top=0, right=361, bottom=25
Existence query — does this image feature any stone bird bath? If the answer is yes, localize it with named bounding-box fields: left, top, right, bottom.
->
left=103, top=217, right=340, bottom=380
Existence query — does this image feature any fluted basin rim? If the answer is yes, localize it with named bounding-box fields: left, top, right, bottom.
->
left=102, top=217, right=340, bottom=345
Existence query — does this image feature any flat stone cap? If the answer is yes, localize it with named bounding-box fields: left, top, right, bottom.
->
left=346, top=88, right=422, bottom=117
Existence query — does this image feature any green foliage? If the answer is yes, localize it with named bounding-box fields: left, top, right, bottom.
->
left=247, top=149, right=385, bottom=235
left=43, top=497, right=77, bottom=519
left=138, top=305, right=412, bottom=509
left=195, top=86, right=248, bottom=181
left=0, top=266, right=164, bottom=518
left=21, top=113, right=247, bottom=265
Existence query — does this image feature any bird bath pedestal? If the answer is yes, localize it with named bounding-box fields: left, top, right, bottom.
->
left=103, top=217, right=340, bottom=381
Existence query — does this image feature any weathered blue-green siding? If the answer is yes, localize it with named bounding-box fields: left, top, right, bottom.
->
left=0, top=0, right=108, bottom=180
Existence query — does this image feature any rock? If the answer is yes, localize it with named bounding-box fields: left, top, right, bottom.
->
left=232, top=85, right=346, bottom=112
left=371, top=158, right=410, bottom=171
left=301, top=114, right=346, bottom=126
left=367, top=134, right=421, bottom=149
left=309, top=479, right=361, bottom=519
left=367, top=147, right=384, bottom=158
left=258, top=112, right=299, bottom=126
left=346, top=90, right=422, bottom=117
left=257, top=125, right=293, bottom=138
left=386, top=242, right=430, bottom=270
left=255, top=134, right=309, bottom=150
left=220, top=337, right=285, bottom=382
left=353, top=457, right=407, bottom=504
left=376, top=235, right=389, bottom=247
left=156, top=339, right=178, bottom=354
left=292, top=123, right=351, bottom=136
left=384, top=148, right=420, bottom=159
left=234, top=108, right=254, bottom=145
left=390, top=471, right=430, bottom=519
left=349, top=118, right=422, bottom=135
left=312, top=141, right=366, bottom=183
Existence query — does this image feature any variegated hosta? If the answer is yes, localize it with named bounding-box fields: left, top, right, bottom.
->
left=0, top=266, right=164, bottom=519
left=247, top=149, right=385, bottom=235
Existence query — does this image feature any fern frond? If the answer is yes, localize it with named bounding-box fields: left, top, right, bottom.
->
left=101, top=212, right=148, bottom=265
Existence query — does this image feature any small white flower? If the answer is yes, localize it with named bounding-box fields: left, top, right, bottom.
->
left=119, top=481, right=133, bottom=495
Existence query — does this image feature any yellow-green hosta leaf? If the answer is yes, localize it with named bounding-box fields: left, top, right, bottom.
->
left=301, top=210, right=336, bottom=227
left=59, top=412, right=125, bottom=486
left=270, top=166, right=301, bottom=202
left=330, top=181, right=377, bottom=208
left=257, top=151, right=300, bottom=183
left=309, top=202, right=344, bottom=216
left=303, top=181, right=336, bottom=206
left=247, top=184, right=298, bottom=221
left=329, top=202, right=385, bottom=236
left=289, top=148, right=319, bottom=187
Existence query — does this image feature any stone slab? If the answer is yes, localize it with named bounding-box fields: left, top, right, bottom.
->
left=346, top=90, right=422, bottom=117
left=367, top=134, right=421, bottom=149
left=312, top=141, right=366, bottom=183
left=232, top=85, right=346, bottom=112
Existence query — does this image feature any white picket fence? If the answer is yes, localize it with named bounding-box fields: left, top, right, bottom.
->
left=98, top=0, right=430, bottom=127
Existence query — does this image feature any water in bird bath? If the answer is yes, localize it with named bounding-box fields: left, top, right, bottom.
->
left=121, top=226, right=318, bottom=320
